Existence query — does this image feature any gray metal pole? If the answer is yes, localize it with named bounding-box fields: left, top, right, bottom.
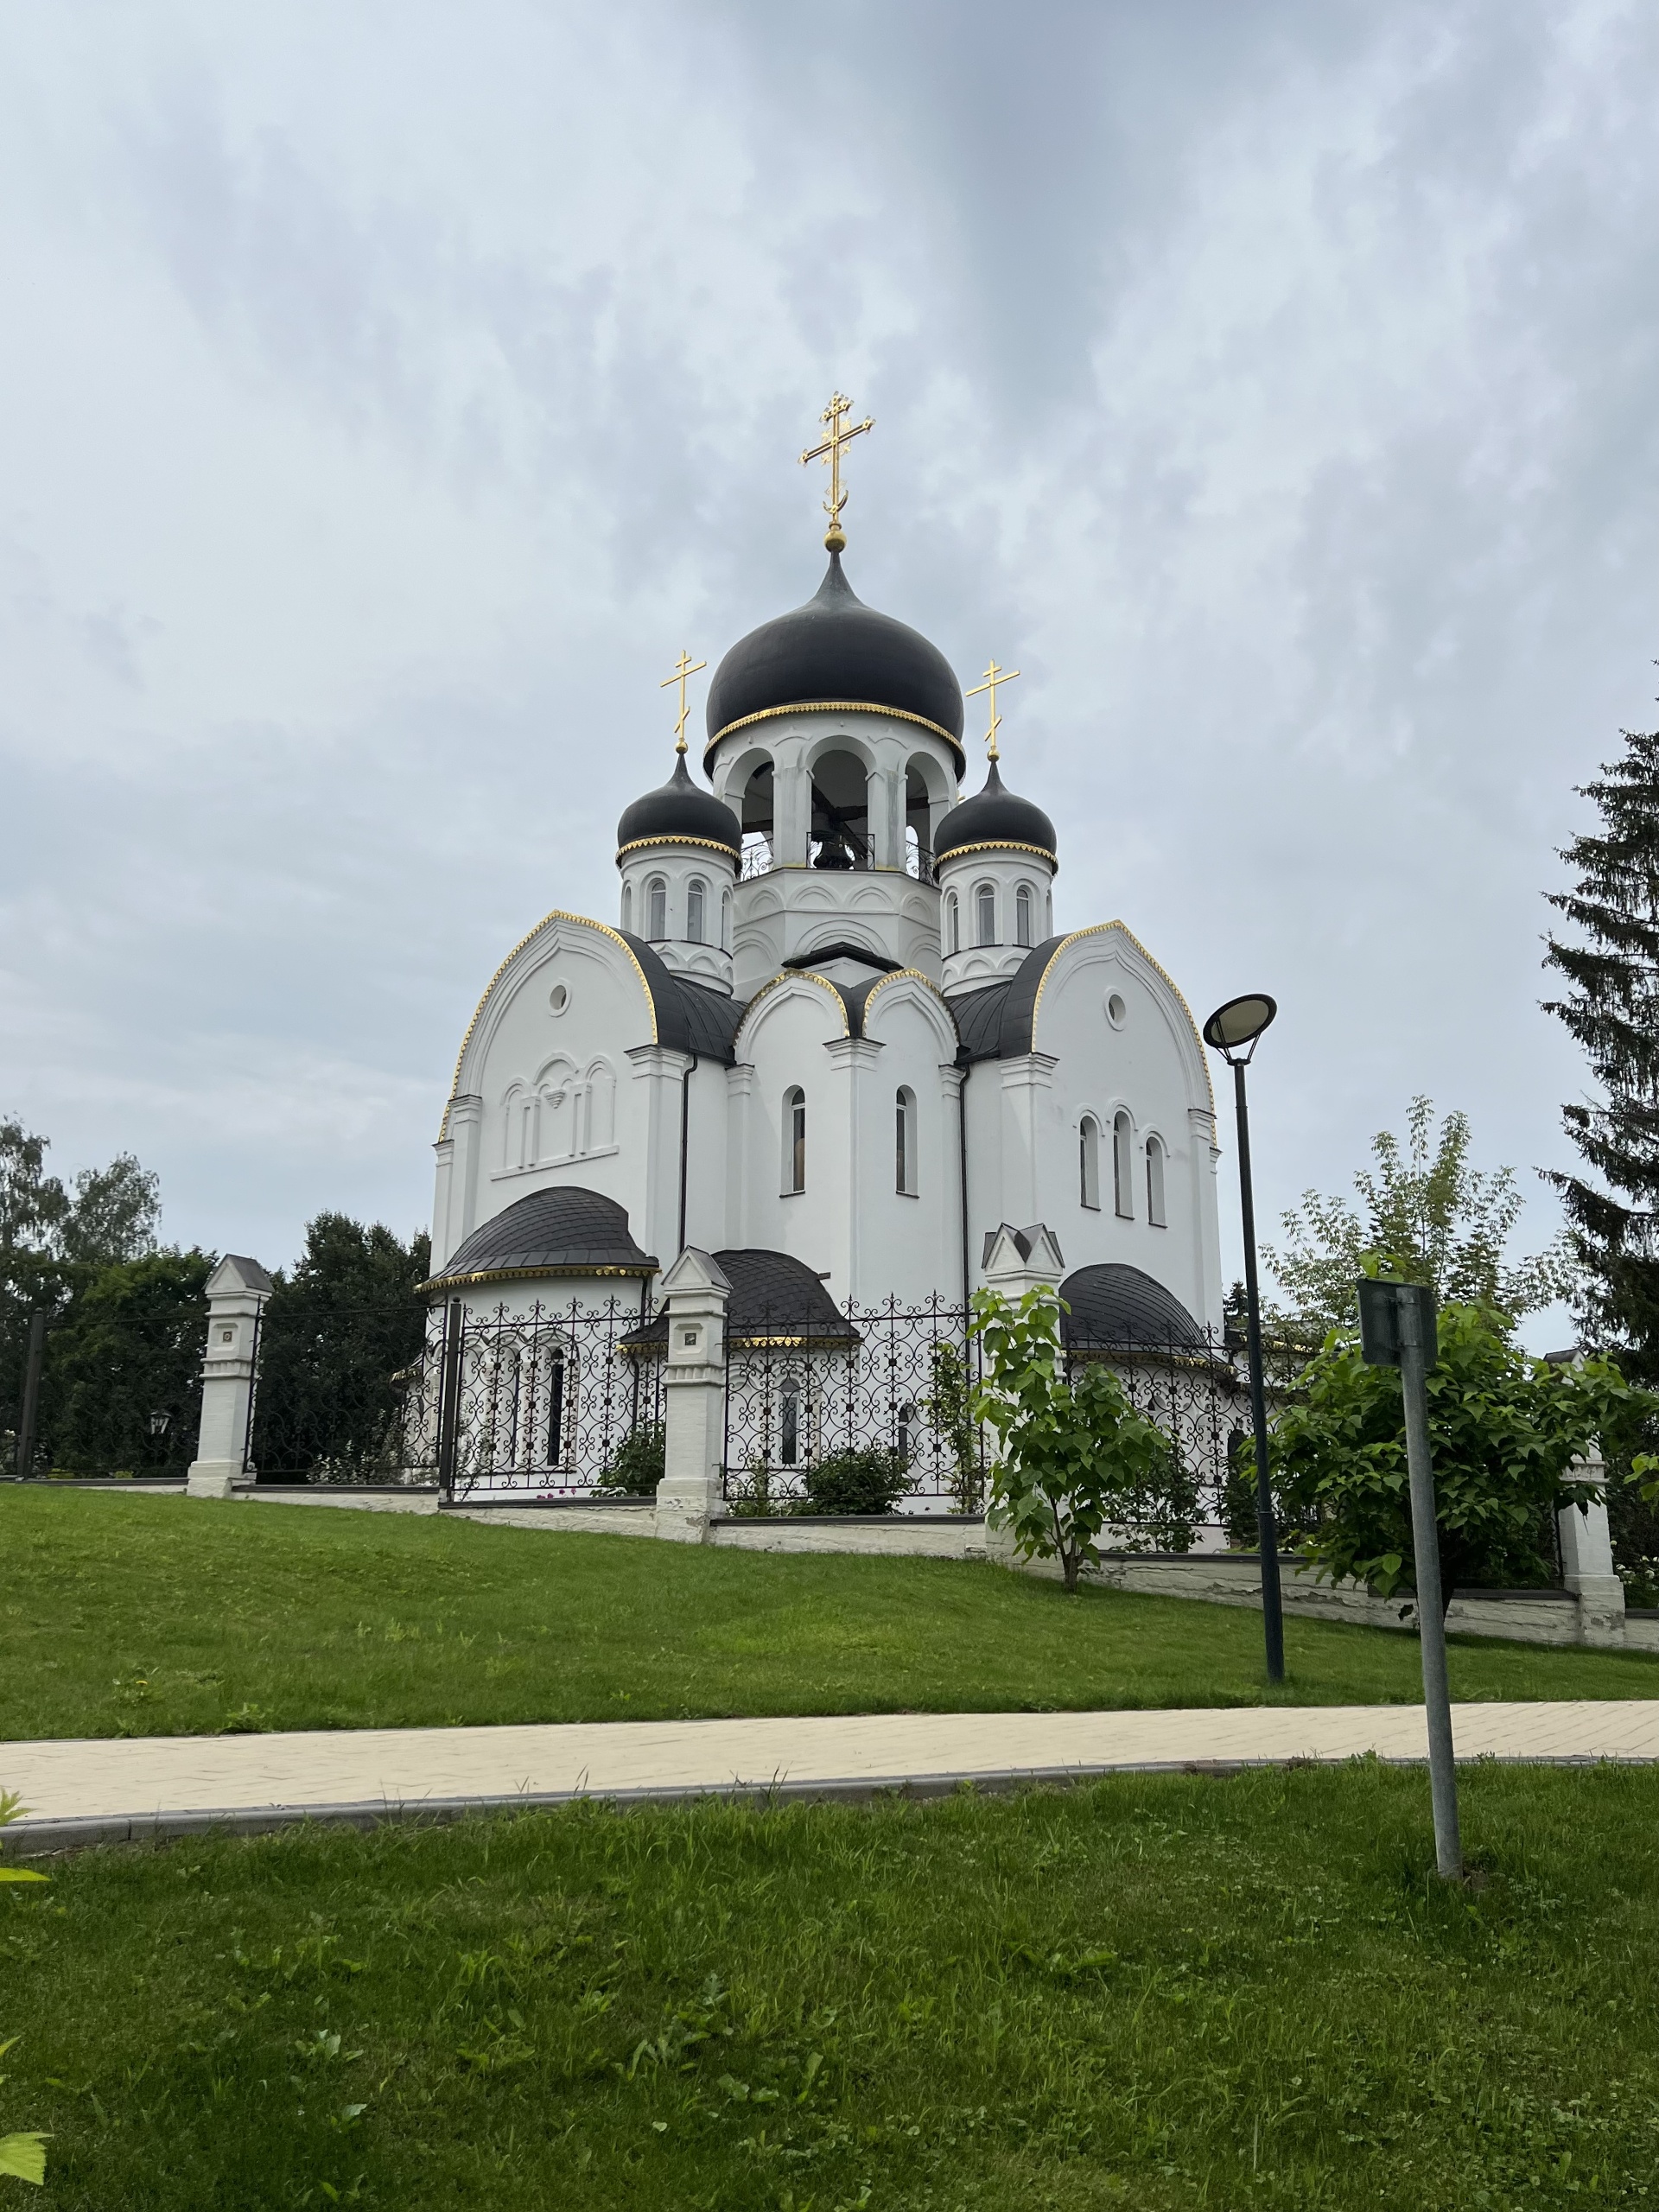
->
left=1398, top=1311, right=1461, bottom=1880
left=1233, top=1060, right=1286, bottom=1681
left=14, top=1311, right=46, bottom=1479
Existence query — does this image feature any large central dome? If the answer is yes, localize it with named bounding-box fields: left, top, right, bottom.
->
left=704, top=553, right=965, bottom=773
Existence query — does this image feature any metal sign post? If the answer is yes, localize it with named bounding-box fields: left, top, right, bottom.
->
left=1357, top=1278, right=1461, bottom=1879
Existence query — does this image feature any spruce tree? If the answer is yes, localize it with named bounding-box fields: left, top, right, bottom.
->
left=1542, top=720, right=1659, bottom=1378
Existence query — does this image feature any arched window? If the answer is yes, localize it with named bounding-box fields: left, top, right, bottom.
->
left=976, top=883, right=997, bottom=946
left=1079, top=1116, right=1101, bottom=1210
left=686, top=877, right=706, bottom=944
left=1146, top=1134, right=1167, bottom=1227
left=620, top=881, right=632, bottom=931
left=946, top=892, right=960, bottom=955
left=1114, top=1110, right=1135, bottom=1219
left=784, top=1086, right=806, bottom=1193
left=895, top=1087, right=916, bottom=1194
left=1015, top=882, right=1033, bottom=948
left=646, top=876, right=668, bottom=941
left=721, top=887, right=731, bottom=949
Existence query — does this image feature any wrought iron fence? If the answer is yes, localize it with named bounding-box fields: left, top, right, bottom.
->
left=721, top=1295, right=986, bottom=1517
left=721, top=1303, right=1314, bottom=1539
left=436, top=1298, right=665, bottom=1503
left=248, top=1299, right=437, bottom=1484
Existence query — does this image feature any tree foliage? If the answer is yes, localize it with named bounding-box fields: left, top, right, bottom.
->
left=1542, top=721, right=1659, bottom=1382
left=1262, top=1096, right=1573, bottom=1335
left=249, top=1215, right=431, bottom=1483
left=1263, top=1301, right=1650, bottom=1606
left=970, top=1287, right=1185, bottom=1592
left=41, top=1250, right=213, bottom=1477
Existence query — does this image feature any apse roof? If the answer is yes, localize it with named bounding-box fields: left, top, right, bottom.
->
left=1058, top=1263, right=1206, bottom=1351
left=426, top=1186, right=658, bottom=1291
left=703, top=553, right=965, bottom=772
left=623, top=1247, right=856, bottom=1350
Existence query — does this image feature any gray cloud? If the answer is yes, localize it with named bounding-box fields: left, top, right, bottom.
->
left=0, top=0, right=1655, bottom=1345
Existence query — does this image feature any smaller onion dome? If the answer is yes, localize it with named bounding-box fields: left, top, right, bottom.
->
left=616, top=753, right=741, bottom=861
left=934, top=760, right=1058, bottom=866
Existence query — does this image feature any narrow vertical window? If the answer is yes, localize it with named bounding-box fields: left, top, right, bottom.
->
left=1114, top=1110, right=1135, bottom=1219
left=545, top=1354, right=566, bottom=1465
left=620, top=881, right=632, bottom=931
left=721, top=887, right=731, bottom=949
left=785, top=1086, right=806, bottom=1193
left=780, top=1385, right=799, bottom=1465
left=1079, top=1116, right=1100, bottom=1210
left=946, top=892, right=960, bottom=954
left=686, top=877, right=706, bottom=944
left=646, top=876, right=667, bottom=940
left=976, top=884, right=996, bottom=946
left=1147, top=1134, right=1167, bottom=1227
left=895, top=1087, right=916, bottom=1193
left=1015, top=883, right=1032, bottom=948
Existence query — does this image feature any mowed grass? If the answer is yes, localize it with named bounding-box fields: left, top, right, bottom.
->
left=6, top=1764, right=1659, bottom=2208
left=3, top=1488, right=1656, bottom=1740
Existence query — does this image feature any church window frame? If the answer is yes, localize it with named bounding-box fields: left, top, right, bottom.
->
left=946, top=891, right=960, bottom=955
left=721, top=887, right=731, bottom=950
left=1014, top=882, right=1033, bottom=948
left=1113, top=1109, right=1135, bottom=1219
left=975, top=882, right=997, bottom=946
left=1146, top=1131, right=1167, bottom=1228
left=1079, top=1115, right=1101, bottom=1210
left=895, top=1086, right=918, bottom=1196
left=646, top=875, right=668, bottom=942
left=783, top=1085, right=806, bottom=1195
left=686, top=876, right=706, bottom=944
left=620, top=882, right=632, bottom=932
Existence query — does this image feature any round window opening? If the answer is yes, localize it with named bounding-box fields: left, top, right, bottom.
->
left=1106, top=991, right=1127, bottom=1029
left=549, top=983, right=569, bottom=1016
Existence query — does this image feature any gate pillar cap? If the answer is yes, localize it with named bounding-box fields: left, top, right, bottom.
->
left=661, top=1248, right=731, bottom=1300
left=207, top=1255, right=275, bottom=1300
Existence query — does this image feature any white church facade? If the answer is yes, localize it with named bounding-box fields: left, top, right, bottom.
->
left=423, top=498, right=1224, bottom=1357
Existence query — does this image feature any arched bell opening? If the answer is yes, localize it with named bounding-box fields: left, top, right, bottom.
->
left=738, top=757, right=776, bottom=879
left=809, top=747, right=873, bottom=872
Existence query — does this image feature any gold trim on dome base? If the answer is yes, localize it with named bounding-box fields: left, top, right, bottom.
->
left=705, top=699, right=967, bottom=767
left=615, top=834, right=741, bottom=865
left=936, top=837, right=1058, bottom=869
left=420, top=1260, right=661, bottom=1295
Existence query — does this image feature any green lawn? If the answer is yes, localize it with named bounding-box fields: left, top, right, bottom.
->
left=6, top=1764, right=1659, bottom=2207
left=3, top=1488, right=1656, bottom=1741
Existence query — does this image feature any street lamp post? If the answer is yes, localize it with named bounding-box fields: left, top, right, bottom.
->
left=1203, top=993, right=1286, bottom=1685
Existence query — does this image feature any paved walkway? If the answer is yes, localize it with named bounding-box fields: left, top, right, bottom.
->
left=3, top=1701, right=1656, bottom=1853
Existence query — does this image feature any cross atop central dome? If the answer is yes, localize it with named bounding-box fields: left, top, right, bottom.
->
left=702, top=552, right=966, bottom=774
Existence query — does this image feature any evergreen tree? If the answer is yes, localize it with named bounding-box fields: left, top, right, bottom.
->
left=1543, top=721, right=1659, bottom=1380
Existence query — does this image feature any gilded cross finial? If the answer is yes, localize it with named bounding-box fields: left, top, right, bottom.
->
left=964, top=658, right=1020, bottom=764
left=660, top=649, right=707, bottom=755
left=800, top=391, right=874, bottom=552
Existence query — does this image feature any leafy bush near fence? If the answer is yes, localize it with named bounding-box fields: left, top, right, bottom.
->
left=599, top=1423, right=664, bottom=1496
left=799, top=1447, right=915, bottom=1516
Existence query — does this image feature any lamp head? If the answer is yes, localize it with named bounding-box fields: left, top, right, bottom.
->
left=1203, top=992, right=1277, bottom=1065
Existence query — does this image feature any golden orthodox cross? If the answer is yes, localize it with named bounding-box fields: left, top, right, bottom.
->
left=965, top=658, right=1020, bottom=763
left=800, top=391, right=874, bottom=550
left=660, top=649, right=707, bottom=755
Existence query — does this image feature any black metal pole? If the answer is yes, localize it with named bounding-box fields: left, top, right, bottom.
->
left=1233, top=1059, right=1286, bottom=1682
left=435, top=1298, right=464, bottom=1506
left=14, top=1311, right=46, bottom=1479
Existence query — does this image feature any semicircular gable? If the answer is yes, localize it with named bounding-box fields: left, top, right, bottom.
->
left=733, top=968, right=853, bottom=1056
left=440, top=911, right=680, bottom=1138
left=1021, top=924, right=1212, bottom=1110
left=857, top=969, right=959, bottom=1055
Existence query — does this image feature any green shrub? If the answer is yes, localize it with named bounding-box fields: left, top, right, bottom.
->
left=598, top=1424, right=664, bottom=1497
left=798, top=1448, right=914, bottom=1516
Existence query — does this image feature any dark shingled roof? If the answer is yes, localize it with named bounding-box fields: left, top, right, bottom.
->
left=935, top=760, right=1058, bottom=863
left=429, top=1187, right=656, bottom=1288
left=624, top=1247, right=856, bottom=1349
left=615, top=932, right=747, bottom=1065
left=949, top=978, right=1014, bottom=1064
left=1058, top=1263, right=1205, bottom=1350
left=704, top=553, right=965, bottom=772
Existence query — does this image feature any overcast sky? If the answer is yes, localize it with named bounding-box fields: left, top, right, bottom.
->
left=2, top=0, right=1655, bottom=1342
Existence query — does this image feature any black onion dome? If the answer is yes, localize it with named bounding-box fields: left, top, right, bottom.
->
left=616, top=753, right=741, bottom=858
left=703, top=554, right=965, bottom=769
left=429, top=1187, right=656, bottom=1287
left=934, top=760, right=1058, bottom=864
left=1058, top=1263, right=1205, bottom=1350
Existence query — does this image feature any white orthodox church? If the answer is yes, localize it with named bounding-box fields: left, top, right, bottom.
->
left=425, top=441, right=1224, bottom=1350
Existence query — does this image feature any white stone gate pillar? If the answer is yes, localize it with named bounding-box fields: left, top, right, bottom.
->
left=186, top=1255, right=275, bottom=1498
left=980, top=1221, right=1066, bottom=1301
left=654, top=1247, right=731, bottom=1542
left=1560, top=1449, right=1627, bottom=1647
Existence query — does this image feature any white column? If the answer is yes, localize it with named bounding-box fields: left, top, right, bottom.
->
left=654, top=1247, right=732, bottom=1541
left=999, top=1053, right=1058, bottom=1226
left=1559, top=1449, right=1627, bottom=1647
left=824, top=1034, right=883, bottom=1299
left=186, top=1255, right=274, bottom=1497
left=626, top=1046, right=694, bottom=1265
left=1189, top=1105, right=1224, bottom=1332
